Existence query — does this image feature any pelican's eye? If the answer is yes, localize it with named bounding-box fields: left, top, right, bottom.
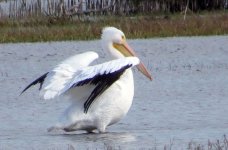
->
left=121, top=35, right=125, bottom=40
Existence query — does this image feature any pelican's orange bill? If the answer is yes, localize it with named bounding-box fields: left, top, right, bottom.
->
left=113, top=41, right=152, bottom=80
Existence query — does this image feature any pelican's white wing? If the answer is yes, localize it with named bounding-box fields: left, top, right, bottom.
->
left=41, top=51, right=99, bottom=99
left=21, top=51, right=99, bottom=99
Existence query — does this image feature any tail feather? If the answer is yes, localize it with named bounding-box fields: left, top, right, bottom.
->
left=21, top=72, right=49, bottom=95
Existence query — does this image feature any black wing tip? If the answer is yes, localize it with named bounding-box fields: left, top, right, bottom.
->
left=84, top=108, right=88, bottom=114
left=20, top=87, right=29, bottom=95
left=20, top=72, right=49, bottom=95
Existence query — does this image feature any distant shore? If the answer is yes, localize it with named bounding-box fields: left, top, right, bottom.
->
left=0, top=11, right=228, bottom=43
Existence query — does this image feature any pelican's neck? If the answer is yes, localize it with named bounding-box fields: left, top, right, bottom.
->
left=107, top=43, right=125, bottom=59
left=102, top=41, right=124, bottom=59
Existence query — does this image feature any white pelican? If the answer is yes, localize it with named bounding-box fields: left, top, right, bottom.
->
left=21, top=27, right=152, bottom=133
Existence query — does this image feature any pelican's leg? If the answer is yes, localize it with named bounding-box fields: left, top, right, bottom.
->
left=98, top=127, right=106, bottom=133
left=97, top=123, right=107, bottom=133
left=86, top=129, right=95, bottom=133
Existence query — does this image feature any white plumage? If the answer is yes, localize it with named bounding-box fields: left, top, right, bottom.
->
left=21, top=27, right=152, bottom=133
left=40, top=51, right=99, bottom=100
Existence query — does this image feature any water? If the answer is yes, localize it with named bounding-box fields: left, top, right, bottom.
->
left=0, top=36, right=228, bottom=149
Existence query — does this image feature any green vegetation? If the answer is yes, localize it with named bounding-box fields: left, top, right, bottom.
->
left=0, top=11, right=228, bottom=43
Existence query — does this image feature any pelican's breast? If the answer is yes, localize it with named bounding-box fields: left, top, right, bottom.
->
left=89, top=69, right=134, bottom=125
left=113, top=68, right=134, bottom=114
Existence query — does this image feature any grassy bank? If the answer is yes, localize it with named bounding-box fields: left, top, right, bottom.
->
left=0, top=12, right=228, bottom=43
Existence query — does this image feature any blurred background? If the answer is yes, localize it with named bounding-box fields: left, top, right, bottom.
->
left=0, top=0, right=227, bottom=18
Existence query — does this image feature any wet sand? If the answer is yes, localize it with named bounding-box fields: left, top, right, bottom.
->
left=0, top=36, right=228, bottom=149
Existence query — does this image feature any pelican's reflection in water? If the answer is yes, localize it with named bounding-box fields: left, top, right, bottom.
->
left=49, top=131, right=136, bottom=149
left=61, top=131, right=135, bottom=142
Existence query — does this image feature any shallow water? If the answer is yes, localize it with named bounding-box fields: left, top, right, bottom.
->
left=0, top=36, right=228, bottom=149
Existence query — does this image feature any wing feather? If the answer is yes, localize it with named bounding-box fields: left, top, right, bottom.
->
left=20, top=72, right=49, bottom=95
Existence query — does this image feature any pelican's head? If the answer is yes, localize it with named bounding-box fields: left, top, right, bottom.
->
left=101, top=27, right=152, bottom=80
